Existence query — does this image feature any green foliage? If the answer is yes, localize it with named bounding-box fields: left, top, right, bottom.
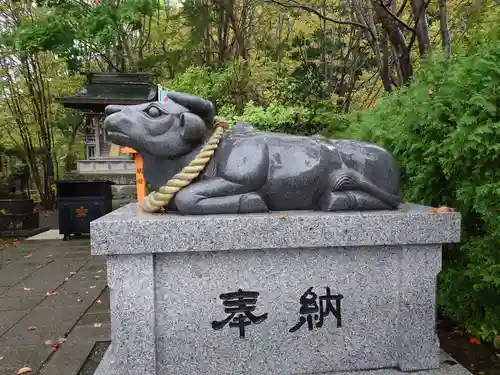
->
left=166, top=61, right=253, bottom=111
left=229, top=101, right=348, bottom=136
left=167, top=61, right=350, bottom=135
left=339, top=40, right=500, bottom=342
left=6, top=0, right=160, bottom=71
left=236, top=101, right=304, bottom=133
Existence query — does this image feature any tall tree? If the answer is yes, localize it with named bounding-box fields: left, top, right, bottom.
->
left=0, top=0, right=84, bottom=206
left=267, top=0, right=434, bottom=91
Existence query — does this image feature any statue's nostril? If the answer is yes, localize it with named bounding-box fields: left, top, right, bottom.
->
left=105, top=105, right=123, bottom=116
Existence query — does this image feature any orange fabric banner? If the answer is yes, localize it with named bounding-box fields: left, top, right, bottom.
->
left=120, top=147, right=147, bottom=203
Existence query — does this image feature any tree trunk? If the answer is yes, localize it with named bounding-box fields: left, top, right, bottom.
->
left=373, top=0, right=413, bottom=84
left=438, top=0, right=451, bottom=56
left=64, top=120, right=82, bottom=173
left=411, top=0, right=430, bottom=56
left=380, top=33, right=392, bottom=92
left=351, top=0, right=393, bottom=91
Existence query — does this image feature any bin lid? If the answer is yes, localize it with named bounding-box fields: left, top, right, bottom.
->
left=55, top=180, right=115, bottom=185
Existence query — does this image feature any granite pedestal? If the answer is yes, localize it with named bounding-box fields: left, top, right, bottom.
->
left=90, top=203, right=461, bottom=375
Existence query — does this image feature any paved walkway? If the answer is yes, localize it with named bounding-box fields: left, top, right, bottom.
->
left=0, top=237, right=109, bottom=375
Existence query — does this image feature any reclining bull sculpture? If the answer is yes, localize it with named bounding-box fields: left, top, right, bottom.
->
left=103, top=92, right=402, bottom=214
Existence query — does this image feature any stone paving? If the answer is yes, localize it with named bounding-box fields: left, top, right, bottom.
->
left=0, top=237, right=109, bottom=375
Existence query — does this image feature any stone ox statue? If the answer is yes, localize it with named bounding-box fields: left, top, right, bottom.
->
left=104, top=92, right=401, bottom=214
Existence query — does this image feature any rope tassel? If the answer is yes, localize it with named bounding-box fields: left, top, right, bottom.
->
left=141, top=118, right=228, bottom=213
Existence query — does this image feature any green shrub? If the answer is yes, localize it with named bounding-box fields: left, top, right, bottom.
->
left=224, top=100, right=348, bottom=136
left=165, top=60, right=254, bottom=112
left=236, top=101, right=305, bottom=133
left=339, top=46, right=500, bottom=342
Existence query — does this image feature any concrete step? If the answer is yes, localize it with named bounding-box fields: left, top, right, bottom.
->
left=76, top=159, right=135, bottom=174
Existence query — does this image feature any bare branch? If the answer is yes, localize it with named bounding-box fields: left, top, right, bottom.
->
left=397, top=0, right=409, bottom=16
left=377, top=0, right=415, bottom=33
left=265, top=0, right=370, bottom=30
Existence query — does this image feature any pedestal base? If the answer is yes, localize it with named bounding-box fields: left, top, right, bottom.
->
left=93, top=347, right=471, bottom=375
left=0, top=226, right=49, bottom=238
left=90, top=203, right=462, bottom=375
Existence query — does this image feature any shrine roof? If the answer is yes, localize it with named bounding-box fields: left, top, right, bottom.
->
left=55, top=72, right=158, bottom=112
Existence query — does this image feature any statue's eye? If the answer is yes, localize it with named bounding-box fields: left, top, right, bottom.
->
left=147, top=107, right=161, bottom=118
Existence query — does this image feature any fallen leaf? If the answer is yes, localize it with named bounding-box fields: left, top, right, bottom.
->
left=90, top=285, right=96, bottom=289
left=94, top=322, right=103, bottom=328
left=279, top=215, right=289, bottom=220
left=16, top=367, right=32, bottom=374
left=96, top=299, right=102, bottom=304
left=436, top=206, right=455, bottom=214
left=23, top=287, right=32, bottom=291
left=494, top=335, right=500, bottom=350
left=469, top=336, right=481, bottom=345
left=24, top=253, right=33, bottom=258
left=26, top=326, right=37, bottom=332
left=46, top=291, right=58, bottom=296
left=429, top=207, right=455, bottom=214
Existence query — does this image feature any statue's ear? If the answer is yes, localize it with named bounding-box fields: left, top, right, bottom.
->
left=208, top=98, right=218, bottom=116
left=166, top=92, right=215, bottom=125
left=180, top=112, right=207, bottom=142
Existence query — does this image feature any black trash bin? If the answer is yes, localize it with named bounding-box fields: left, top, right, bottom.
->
left=56, top=180, right=114, bottom=241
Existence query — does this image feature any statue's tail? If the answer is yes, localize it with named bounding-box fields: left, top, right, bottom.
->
left=331, top=171, right=402, bottom=209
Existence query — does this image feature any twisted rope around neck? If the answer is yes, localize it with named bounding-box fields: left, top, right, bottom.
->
left=141, top=118, right=229, bottom=213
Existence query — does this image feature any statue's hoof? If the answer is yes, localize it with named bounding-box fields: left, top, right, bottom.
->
left=320, top=192, right=353, bottom=211
left=238, top=193, right=269, bottom=213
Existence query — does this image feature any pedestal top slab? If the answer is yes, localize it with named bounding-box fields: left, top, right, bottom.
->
left=90, top=203, right=461, bottom=255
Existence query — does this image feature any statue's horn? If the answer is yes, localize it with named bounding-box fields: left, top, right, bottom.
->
left=166, top=92, right=215, bottom=125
